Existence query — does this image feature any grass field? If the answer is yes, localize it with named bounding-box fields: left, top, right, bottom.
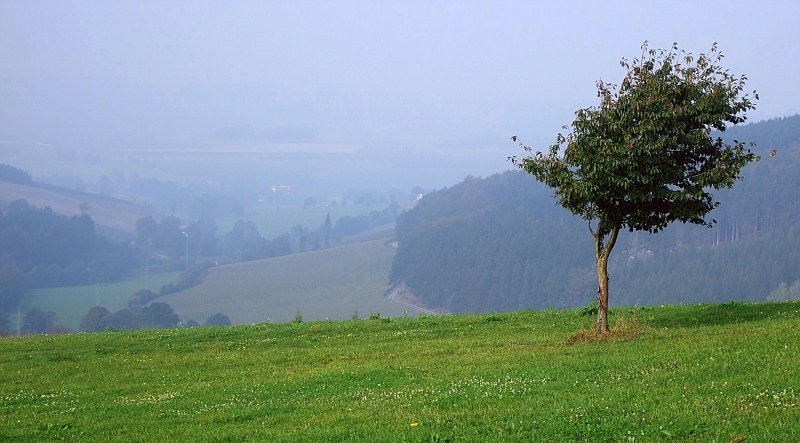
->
left=159, top=238, right=425, bottom=325
left=20, top=237, right=413, bottom=331
left=20, top=272, right=181, bottom=331
left=1, top=301, right=798, bottom=441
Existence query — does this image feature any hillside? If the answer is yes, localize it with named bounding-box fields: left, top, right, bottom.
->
left=0, top=180, right=157, bottom=235
left=158, top=238, right=428, bottom=324
left=1, top=301, right=799, bottom=441
left=392, top=116, right=800, bottom=313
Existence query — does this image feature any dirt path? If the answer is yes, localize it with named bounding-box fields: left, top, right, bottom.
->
left=385, top=284, right=439, bottom=316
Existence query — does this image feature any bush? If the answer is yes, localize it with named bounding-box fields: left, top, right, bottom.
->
left=140, top=302, right=179, bottom=328
left=580, top=301, right=599, bottom=317
left=103, top=308, right=140, bottom=330
left=204, top=312, right=231, bottom=326
left=80, top=306, right=111, bottom=332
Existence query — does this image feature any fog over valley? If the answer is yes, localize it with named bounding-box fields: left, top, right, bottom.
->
left=1, top=1, right=799, bottom=332
left=3, top=1, right=798, bottom=190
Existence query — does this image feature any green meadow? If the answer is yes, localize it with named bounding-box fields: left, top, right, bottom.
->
left=20, top=238, right=421, bottom=331
left=20, top=272, right=181, bottom=331
left=2, top=301, right=799, bottom=442
left=159, top=239, right=426, bottom=325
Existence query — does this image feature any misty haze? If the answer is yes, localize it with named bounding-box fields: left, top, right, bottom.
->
left=2, top=1, right=800, bottom=440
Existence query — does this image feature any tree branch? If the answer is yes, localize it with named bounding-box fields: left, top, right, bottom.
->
left=604, top=223, right=621, bottom=259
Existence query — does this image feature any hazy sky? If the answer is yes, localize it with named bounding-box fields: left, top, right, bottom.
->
left=2, top=1, right=799, bottom=161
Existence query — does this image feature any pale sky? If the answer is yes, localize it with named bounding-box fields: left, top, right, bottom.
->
left=1, top=1, right=798, bottom=167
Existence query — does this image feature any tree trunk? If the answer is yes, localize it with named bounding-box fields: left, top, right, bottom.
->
left=594, top=222, right=620, bottom=334
left=596, top=255, right=610, bottom=333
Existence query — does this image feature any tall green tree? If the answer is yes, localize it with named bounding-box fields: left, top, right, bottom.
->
left=511, top=42, right=758, bottom=333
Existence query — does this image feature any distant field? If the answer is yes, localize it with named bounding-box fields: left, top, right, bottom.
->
left=159, top=238, right=423, bottom=324
left=219, top=200, right=408, bottom=240
left=0, top=181, right=158, bottom=234
left=20, top=272, right=181, bottom=331
left=1, top=301, right=799, bottom=441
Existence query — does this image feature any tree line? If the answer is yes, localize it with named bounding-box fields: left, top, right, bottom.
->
left=0, top=200, right=136, bottom=310
left=134, top=202, right=400, bottom=265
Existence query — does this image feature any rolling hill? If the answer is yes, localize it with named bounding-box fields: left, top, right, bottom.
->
left=0, top=181, right=157, bottom=235
left=158, top=238, right=428, bottom=324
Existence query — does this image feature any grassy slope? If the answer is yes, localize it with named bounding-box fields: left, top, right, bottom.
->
left=1, top=301, right=798, bottom=442
left=20, top=272, right=182, bottom=331
left=0, top=181, right=156, bottom=234
left=158, top=238, right=426, bottom=325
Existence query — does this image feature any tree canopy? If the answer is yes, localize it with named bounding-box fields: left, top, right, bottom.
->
left=511, top=42, right=759, bottom=332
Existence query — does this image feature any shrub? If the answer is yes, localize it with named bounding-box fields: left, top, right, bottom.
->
left=204, top=312, right=231, bottom=326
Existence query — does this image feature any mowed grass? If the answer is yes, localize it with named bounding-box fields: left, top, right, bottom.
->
left=159, top=239, right=425, bottom=325
left=21, top=272, right=181, bottom=331
left=1, top=301, right=799, bottom=442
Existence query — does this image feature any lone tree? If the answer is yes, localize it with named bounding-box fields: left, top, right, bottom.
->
left=511, top=42, right=759, bottom=333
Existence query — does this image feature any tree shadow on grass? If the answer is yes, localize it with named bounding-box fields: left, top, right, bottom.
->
left=639, top=300, right=800, bottom=329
